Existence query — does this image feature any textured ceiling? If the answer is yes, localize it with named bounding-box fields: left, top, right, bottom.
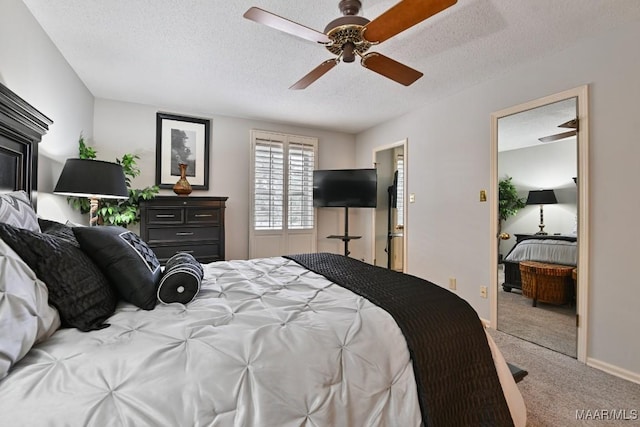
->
left=21, top=0, right=640, bottom=134
left=499, top=98, right=577, bottom=152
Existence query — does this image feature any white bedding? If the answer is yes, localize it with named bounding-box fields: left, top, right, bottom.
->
left=505, top=238, right=577, bottom=266
left=0, top=257, right=525, bottom=426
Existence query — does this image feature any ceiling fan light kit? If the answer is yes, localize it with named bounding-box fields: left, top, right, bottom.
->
left=244, top=0, right=457, bottom=89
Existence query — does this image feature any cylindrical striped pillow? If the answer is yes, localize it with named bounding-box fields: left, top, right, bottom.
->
left=157, top=253, right=204, bottom=304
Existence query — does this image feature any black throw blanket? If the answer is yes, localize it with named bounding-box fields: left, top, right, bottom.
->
left=286, top=253, right=514, bottom=427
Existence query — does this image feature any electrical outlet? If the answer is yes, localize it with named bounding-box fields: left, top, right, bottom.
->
left=449, top=277, right=456, bottom=290
left=480, top=286, right=488, bottom=299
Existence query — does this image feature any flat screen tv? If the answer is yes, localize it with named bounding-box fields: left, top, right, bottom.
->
left=313, top=169, right=377, bottom=208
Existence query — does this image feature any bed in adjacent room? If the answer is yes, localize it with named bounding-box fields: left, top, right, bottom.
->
left=0, top=82, right=525, bottom=426
left=502, top=235, right=577, bottom=292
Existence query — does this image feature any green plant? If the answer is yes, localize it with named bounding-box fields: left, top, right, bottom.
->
left=499, top=176, right=526, bottom=223
left=67, top=134, right=159, bottom=226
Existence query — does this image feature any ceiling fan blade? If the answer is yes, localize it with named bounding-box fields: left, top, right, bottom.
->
left=559, top=118, right=578, bottom=129
left=363, top=0, right=457, bottom=43
left=361, top=53, right=423, bottom=86
left=538, top=130, right=577, bottom=143
left=244, top=7, right=331, bottom=44
left=289, top=59, right=339, bottom=90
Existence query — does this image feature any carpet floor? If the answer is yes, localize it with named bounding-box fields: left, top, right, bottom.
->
left=489, top=329, right=640, bottom=426
left=497, top=265, right=577, bottom=357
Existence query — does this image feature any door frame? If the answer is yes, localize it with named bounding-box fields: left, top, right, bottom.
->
left=489, top=85, right=589, bottom=362
left=371, top=139, right=408, bottom=272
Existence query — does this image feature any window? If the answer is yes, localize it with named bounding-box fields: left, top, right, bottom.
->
left=251, top=131, right=317, bottom=231
left=287, top=139, right=315, bottom=229
left=396, top=154, right=404, bottom=227
left=254, top=138, right=284, bottom=230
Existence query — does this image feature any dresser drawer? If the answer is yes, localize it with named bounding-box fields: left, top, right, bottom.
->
left=146, top=208, right=185, bottom=224
left=186, top=207, right=220, bottom=224
left=147, top=226, right=219, bottom=242
left=150, top=243, right=222, bottom=263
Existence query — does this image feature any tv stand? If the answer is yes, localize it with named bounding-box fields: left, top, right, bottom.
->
left=326, top=207, right=361, bottom=257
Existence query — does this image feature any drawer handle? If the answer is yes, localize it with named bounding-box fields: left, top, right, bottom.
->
left=178, top=250, right=194, bottom=254
left=176, top=232, right=194, bottom=236
left=156, top=214, right=176, bottom=218
left=194, top=214, right=213, bottom=218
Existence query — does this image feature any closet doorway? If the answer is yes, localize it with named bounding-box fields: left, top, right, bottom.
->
left=372, top=139, right=408, bottom=272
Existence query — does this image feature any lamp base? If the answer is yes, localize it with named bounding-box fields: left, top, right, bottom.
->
left=89, top=197, right=99, bottom=227
left=535, top=223, right=547, bottom=235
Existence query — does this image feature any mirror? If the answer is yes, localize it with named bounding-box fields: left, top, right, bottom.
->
left=491, top=86, right=589, bottom=362
left=373, top=140, right=407, bottom=272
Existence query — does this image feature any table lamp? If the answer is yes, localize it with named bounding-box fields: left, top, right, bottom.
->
left=526, top=189, right=557, bottom=235
left=54, top=159, right=129, bottom=226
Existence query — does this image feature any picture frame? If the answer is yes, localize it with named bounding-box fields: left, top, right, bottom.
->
left=155, top=112, right=210, bottom=190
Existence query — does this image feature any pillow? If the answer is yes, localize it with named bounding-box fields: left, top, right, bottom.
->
left=0, top=238, right=61, bottom=379
left=73, top=226, right=161, bottom=310
left=157, top=252, right=204, bottom=305
left=0, top=191, right=40, bottom=232
left=0, top=223, right=117, bottom=331
left=38, top=218, right=80, bottom=247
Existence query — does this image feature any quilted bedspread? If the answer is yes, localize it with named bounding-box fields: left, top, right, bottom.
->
left=287, top=253, right=514, bottom=426
left=1, top=257, right=423, bottom=426
left=0, top=256, right=524, bottom=426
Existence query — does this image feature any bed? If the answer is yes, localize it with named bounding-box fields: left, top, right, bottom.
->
left=502, top=235, right=577, bottom=292
left=0, top=82, right=526, bottom=426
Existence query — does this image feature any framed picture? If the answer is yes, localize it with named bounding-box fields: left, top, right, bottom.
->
left=156, top=112, right=210, bottom=190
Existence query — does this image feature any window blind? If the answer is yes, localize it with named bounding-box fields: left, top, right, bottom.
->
left=252, top=133, right=317, bottom=231
left=254, top=138, right=284, bottom=230
left=396, top=155, right=404, bottom=227
left=288, top=140, right=315, bottom=229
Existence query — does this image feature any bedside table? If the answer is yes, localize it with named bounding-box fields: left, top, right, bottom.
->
left=140, top=196, right=227, bottom=264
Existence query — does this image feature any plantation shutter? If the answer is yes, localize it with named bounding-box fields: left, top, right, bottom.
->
left=250, top=130, right=318, bottom=258
left=396, top=155, right=404, bottom=227
left=253, top=135, right=285, bottom=230
left=288, top=138, right=315, bottom=230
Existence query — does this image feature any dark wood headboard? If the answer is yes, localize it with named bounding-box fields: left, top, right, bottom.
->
left=0, top=82, right=53, bottom=207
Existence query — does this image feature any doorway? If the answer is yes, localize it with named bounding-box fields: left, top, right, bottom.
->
left=490, top=86, right=589, bottom=362
left=372, top=139, right=408, bottom=272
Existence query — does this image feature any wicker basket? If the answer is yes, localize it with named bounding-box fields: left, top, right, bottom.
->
left=519, top=261, right=574, bottom=306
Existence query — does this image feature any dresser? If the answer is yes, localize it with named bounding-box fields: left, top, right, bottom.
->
left=140, top=196, right=227, bottom=264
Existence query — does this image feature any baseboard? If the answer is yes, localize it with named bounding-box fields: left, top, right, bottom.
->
left=480, top=317, right=491, bottom=328
left=587, top=357, right=640, bottom=385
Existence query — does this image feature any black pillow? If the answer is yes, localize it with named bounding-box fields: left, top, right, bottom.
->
left=73, top=226, right=161, bottom=310
left=38, top=218, right=80, bottom=247
left=157, top=252, right=204, bottom=305
left=0, top=223, right=117, bottom=331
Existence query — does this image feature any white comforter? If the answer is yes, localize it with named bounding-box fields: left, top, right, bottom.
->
left=505, top=238, right=577, bottom=266
left=1, top=257, right=524, bottom=426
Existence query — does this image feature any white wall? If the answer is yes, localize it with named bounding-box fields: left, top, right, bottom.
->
left=92, top=98, right=356, bottom=260
left=0, top=0, right=92, bottom=224
left=355, top=21, right=640, bottom=378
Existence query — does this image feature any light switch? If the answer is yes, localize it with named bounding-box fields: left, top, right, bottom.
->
left=409, top=193, right=416, bottom=203
left=479, top=190, right=487, bottom=202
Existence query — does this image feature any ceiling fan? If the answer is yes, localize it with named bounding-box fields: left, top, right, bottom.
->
left=538, top=118, right=578, bottom=143
left=243, top=0, right=457, bottom=89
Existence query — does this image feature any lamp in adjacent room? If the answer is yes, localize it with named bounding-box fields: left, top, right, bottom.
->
left=54, top=159, right=129, bottom=226
left=526, top=189, right=557, bottom=235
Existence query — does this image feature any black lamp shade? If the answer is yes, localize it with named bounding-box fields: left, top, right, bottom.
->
left=526, top=189, right=557, bottom=205
left=54, top=159, right=129, bottom=199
